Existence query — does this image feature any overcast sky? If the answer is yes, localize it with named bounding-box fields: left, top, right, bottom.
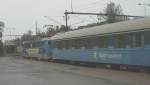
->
left=0, top=0, right=150, bottom=40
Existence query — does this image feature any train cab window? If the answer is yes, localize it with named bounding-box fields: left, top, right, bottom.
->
left=23, top=43, right=31, bottom=48
left=32, top=42, right=40, bottom=48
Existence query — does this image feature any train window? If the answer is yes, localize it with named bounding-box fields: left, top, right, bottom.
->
left=62, top=40, right=67, bottom=49
left=0, top=32, right=2, bottom=37
left=32, top=42, right=35, bottom=47
left=124, top=32, right=143, bottom=48
left=108, top=36, right=112, bottom=48
left=73, top=39, right=82, bottom=49
left=58, top=41, right=63, bottom=50
left=143, top=31, right=150, bottom=45
left=99, top=36, right=107, bottom=48
left=125, top=33, right=134, bottom=48
left=88, top=37, right=99, bottom=48
left=80, top=38, right=86, bottom=48
left=23, top=43, right=31, bottom=48
left=65, top=40, right=70, bottom=49
left=83, top=38, right=91, bottom=49
left=32, top=41, right=40, bottom=48
left=53, top=41, right=59, bottom=48
left=134, top=32, right=143, bottom=47
left=113, top=34, right=126, bottom=48
left=71, top=39, right=76, bottom=49
left=48, top=41, right=51, bottom=45
left=74, top=39, right=78, bottom=49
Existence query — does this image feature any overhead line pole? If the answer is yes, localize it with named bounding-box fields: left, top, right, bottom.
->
left=65, top=11, right=145, bottom=17
left=138, top=3, right=150, bottom=16
left=35, top=21, right=38, bottom=36
left=64, top=11, right=145, bottom=29
left=65, top=10, right=68, bottom=30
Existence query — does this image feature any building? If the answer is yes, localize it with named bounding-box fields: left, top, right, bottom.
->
left=4, top=40, right=18, bottom=54
left=0, top=21, right=4, bottom=41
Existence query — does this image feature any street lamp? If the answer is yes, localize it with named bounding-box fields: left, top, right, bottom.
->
left=138, top=3, right=150, bottom=16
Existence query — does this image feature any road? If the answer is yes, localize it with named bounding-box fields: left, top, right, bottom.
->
left=0, top=57, right=149, bottom=85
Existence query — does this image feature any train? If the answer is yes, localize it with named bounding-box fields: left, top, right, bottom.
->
left=22, top=17, right=150, bottom=71
left=22, top=38, right=52, bottom=60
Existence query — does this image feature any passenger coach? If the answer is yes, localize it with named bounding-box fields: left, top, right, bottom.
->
left=50, top=18, right=150, bottom=70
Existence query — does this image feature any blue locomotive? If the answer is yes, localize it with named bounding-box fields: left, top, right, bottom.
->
left=22, top=37, right=52, bottom=60
left=50, top=17, right=150, bottom=70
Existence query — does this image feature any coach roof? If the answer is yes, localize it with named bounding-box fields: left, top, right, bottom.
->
left=51, top=17, right=150, bottom=40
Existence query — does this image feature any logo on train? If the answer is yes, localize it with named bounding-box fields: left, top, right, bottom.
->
left=94, top=52, right=122, bottom=60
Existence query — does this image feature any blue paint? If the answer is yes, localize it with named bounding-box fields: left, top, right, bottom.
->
left=22, top=40, right=53, bottom=58
left=52, top=47, right=150, bottom=67
left=38, top=40, right=52, bottom=57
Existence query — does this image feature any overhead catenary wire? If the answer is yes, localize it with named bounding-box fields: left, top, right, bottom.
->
left=44, top=16, right=64, bottom=25
left=74, top=0, right=106, bottom=12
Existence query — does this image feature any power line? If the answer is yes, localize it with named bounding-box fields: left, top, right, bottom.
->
left=3, top=35, right=23, bottom=36
left=44, top=16, right=64, bottom=25
left=65, top=11, right=144, bottom=17
left=74, top=0, right=107, bottom=12
left=138, top=3, right=150, bottom=16
left=75, top=0, right=102, bottom=9
left=64, top=11, right=145, bottom=28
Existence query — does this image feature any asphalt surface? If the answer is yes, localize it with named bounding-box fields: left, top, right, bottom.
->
left=0, top=57, right=129, bottom=85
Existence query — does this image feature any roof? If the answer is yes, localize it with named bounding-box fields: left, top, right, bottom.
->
left=39, top=37, right=51, bottom=41
left=5, top=41, right=15, bottom=46
left=22, top=37, right=51, bottom=44
left=51, top=17, right=150, bottom=40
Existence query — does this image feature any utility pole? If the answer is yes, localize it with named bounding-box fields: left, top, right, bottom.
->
left=138, top=3, right=150, bottom=16
left=71, top=0, right=73, bottom=12
left=65, top=10, right=68, bottom=30
left=35, top=21, right=38, bottom=36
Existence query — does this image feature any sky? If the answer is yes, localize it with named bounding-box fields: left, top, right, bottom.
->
left=0, top=0, right=150, bottom=41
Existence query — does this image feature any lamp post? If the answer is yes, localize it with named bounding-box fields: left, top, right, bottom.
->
left=138, top=3, right=150, bottom=16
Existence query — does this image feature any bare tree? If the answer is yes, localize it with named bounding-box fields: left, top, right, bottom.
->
left=104, top=2, right=124, bottom=23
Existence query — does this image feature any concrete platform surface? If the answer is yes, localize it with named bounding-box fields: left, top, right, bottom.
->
left=0, top=57, right=149, bottom=85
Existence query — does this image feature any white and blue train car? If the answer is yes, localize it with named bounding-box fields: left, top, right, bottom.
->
left=22, top=37, right=52, bottom=60
left=51, top=18, right=150, bottom=70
